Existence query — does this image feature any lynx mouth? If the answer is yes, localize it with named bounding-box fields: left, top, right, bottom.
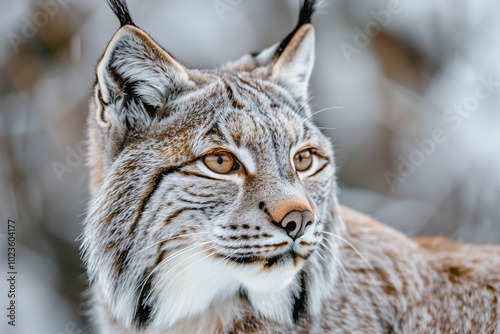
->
left=263, top=249, right=314, bottom=269
left=223, top=248, right=313, bottom=270
left=215, top=238, right=317, bottom=268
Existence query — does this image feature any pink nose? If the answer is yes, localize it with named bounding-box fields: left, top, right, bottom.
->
left=276, top=210, right=314, bottom=240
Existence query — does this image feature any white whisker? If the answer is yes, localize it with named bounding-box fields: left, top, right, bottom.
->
left=297, top=96, right=316, bottom=114
left=300, top=106, right=343, bottom=125
left=130, top=231, right=209, bottom=258
left=319, top=240, right=353, bottom=294
left=322, top=231, right=374, bottom=271
left=148, top=250, right=216, bottom=301
left=134, top=240, right=213, bottom=299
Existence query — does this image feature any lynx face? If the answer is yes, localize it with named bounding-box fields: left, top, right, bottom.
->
left=82, top=0, right=340, bottom=330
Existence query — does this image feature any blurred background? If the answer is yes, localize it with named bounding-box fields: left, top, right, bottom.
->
left=1, top=0, right=499, bottom=332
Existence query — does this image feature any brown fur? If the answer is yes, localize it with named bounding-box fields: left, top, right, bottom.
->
left=83, top=2, right=500, bottom=333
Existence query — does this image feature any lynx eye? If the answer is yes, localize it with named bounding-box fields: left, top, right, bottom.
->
left=293, top=149, right=313, bottom=171
left=204, top=152, right=238, bottom=174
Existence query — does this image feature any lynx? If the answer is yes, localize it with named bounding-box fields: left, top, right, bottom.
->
left=81, top=0, right=500, bottom=333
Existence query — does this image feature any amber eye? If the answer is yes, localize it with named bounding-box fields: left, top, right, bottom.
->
left=293, top=149, right=313, bottom=171
left=204, top=152, right=238, bottom=174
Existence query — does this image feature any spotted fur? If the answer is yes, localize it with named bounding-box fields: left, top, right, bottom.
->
left=81, top=1, right=500, bottom=333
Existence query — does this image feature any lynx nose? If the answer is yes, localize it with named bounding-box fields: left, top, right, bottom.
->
left=278, top=210, right=314, bottom=240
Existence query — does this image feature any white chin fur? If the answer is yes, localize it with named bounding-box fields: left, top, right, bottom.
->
left=233, top=259, right=298, bottom=294
left=153, top=248, right=241, bottom=328
left=232, top=257, right=302, bottom=326
left=152, top=248, right=301, bottom=328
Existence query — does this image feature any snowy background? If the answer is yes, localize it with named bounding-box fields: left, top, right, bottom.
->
left=1, top=0, right=499, bottom=332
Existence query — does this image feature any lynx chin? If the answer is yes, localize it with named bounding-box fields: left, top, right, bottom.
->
left=81, top=0, right=500, bottom=333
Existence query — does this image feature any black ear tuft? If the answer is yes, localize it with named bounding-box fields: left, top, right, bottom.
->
left=276, top=0, right=317, bottom=55
left=106, top=0, right=135, bottom=27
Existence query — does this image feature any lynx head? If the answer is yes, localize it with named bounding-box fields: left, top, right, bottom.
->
left=82, top=0, right=342, bottom=330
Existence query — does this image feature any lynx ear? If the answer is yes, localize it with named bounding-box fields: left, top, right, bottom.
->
left=227, top=0, right=316, bottom=102
left=95, top=25, right=190, bottom=130
left=267, top=0, right=316, bottom=101
left=269, top=23, right=315, bottom=101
